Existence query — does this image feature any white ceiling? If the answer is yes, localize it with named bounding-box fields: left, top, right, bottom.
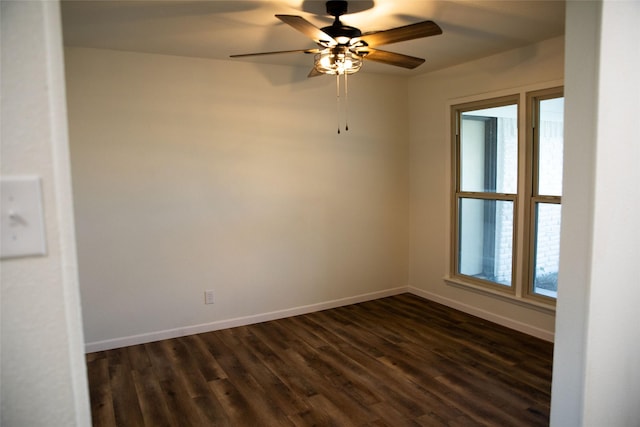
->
left=61, top=0, right=565, bottom=76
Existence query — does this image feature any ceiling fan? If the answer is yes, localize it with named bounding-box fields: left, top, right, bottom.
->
left=230, top=0, right=443, bottom=77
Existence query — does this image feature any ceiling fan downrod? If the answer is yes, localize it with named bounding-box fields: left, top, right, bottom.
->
left=326, top=0, right=348, bottom=18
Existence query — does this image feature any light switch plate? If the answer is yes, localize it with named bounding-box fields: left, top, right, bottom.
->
left=1, top=176, right=47, bottom=259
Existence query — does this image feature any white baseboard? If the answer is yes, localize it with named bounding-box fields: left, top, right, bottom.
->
left=85, top=285, right=554, bottom=352
left=407, top=286, right=555, bottom=342
left=84, top=287, right=408, bottom=353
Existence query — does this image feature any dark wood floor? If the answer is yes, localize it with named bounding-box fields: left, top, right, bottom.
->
left=86, top=293, right=554, bottom=426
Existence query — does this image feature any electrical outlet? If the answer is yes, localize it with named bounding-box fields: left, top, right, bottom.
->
left=204, top=290, right=214, bottom=305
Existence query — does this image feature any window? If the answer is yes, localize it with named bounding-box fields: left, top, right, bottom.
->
left=527, top=89, right=564, bottom=300
left=451, top=88, right=564, bottom=304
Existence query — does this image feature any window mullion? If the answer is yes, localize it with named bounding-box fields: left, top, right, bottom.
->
left=518, top=92, right=536, bottom=299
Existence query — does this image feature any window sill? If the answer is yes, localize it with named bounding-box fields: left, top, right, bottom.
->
left=443, top=276, right=556, bottom=314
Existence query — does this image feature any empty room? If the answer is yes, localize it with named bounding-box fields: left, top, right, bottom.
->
left=2, top=1, right=639, bottom=426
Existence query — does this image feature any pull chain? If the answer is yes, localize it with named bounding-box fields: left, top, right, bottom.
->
left=335, top=71, right=353, bottom=134
left=344, top=71, right=349, bottom=132
left=336, top=73, right=341, bottom=134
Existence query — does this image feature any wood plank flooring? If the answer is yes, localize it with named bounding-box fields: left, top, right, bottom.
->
left=86, top=293, right=554, bottom=426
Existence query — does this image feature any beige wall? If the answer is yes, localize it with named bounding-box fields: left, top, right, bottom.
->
left=407, top=36, right=565, bottom=339
left=65, top=47, right=410, bottom=349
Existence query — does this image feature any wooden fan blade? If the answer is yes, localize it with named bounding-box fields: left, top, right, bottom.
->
left=276, top=15, right=336, bottom=45
left=361, top=48, right=425, bottom=69
left=230, top=48, right=320, bottom=58
left=358, top=21, right=442, bottom=47
left=308, top=67, right=324, bottom=78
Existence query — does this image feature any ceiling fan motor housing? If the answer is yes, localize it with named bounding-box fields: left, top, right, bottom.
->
left=321, top=24, right=362, bottom=41
left=323, top=1, right=363, bottom=43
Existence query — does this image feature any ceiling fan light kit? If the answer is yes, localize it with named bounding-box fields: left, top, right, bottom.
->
left=314, top=47, right=362, bottom=75
left=231, top=0, right=442, bottom=132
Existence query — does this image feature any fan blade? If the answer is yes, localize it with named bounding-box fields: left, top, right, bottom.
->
left=361, top=48, right=425, bottom=69
left=358, top=21, right=442, bottom=47
left=230, top=48, right=320, bottom=58
left=308, top=67, right=324, bottom=78
left=276, top=15, right=336, bottom=45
